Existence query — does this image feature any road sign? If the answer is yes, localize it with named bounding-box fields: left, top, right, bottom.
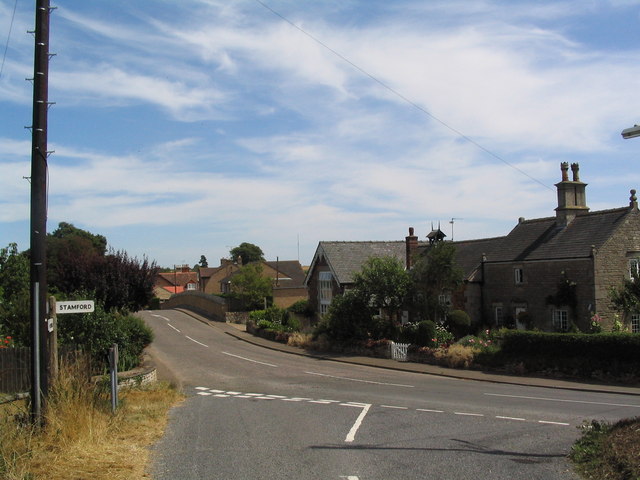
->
left=55, top=300, right=95, bottom=314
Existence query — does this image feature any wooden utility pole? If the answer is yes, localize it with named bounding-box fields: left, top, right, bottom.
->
left=30, top=0, right=52, bottom=424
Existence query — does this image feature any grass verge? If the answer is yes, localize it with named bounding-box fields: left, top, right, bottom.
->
left=570, top=417, right=640, bottom=479
left=0, top=361, right=183, bottom=480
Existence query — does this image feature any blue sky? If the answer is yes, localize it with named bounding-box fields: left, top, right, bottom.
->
left=2, top=0, right=640, bottom=268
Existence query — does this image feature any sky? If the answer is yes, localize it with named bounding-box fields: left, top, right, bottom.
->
left=2, top=0, right=640, bottom=269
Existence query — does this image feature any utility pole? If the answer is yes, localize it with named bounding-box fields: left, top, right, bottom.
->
left=29, top=0, right=53, bottom=424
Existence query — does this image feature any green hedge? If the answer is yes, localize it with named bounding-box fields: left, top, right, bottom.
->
left=493, top=330, right=640, bottom=378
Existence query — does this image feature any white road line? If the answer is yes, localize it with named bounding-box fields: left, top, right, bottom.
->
left=222, top=351, right=278, bottom=367
left=185, top=336, right=209, bottom=348
left=417, top=408, right=444, bottom=413
left=345, top=403, right=371, bottom=443
left=167, top=323, right=181, bottom=333
left=496, top=416, right=526, bottom=421
left=538, top=420, right=571, bottom=426
left=485, top=393, right=640, bottom=409
left=151, top=314, right=170, bottom=321
left=306, top=371, right=414, bottom=388
left=454, top=412, right=484, bottom=417
left=381, top=405, right=408, bottom=410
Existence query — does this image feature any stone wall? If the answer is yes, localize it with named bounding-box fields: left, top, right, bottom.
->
left=161, top=291, right=228, bottom=321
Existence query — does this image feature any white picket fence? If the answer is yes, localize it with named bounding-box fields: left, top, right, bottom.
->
left=390, top=341, right=410, bottom=362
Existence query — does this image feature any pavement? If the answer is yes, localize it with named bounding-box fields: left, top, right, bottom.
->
left=171, top=308, right=640, bottom=397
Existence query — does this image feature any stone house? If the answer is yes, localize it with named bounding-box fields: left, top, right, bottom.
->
left=305, top=163, right=640, bottom=332
left=478, top=163, right=640, bottom=332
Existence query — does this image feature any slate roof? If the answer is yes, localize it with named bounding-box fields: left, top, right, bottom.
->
left=487, top=207, right=630, bottom=263
left=265, top=260, right=306, bottom=287
left=312, top=241, right=409, bottom=285
left=449, top=237, right=506, bottom=279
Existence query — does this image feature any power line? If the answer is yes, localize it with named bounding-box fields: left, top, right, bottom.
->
left=252, top=0, right=553, bottom=191
left=0, top=0, right=19, bottom=79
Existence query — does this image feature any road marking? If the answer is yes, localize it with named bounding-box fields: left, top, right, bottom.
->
left=167, top=323, right=181, bottom=333
left=417, top=408, right=444, bottom=413
left=381, top=405, right=408, bottom=410
left=496, top=416, right=526, bottom=421
left=485, top=393, right=640, bottom=409
left=185, top=336, right=209, bottom=348
left=345, top=403, right=371, bottom=443
left=454, top=412, right=484, bottom=417
left=222, top=351, right=278, bottom=367
left=305, top=371, right=414, bottom=388
left=538, top=420, right=571, bottom=426
left=151, top=314, right=170, bottom=321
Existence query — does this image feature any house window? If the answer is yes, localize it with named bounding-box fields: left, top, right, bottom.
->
left=438, top=293, right=452, bottom=307
left=514, top=268, right=524, bottom=284
left=494, top=305, right=504, bottom=326
left=318, top=271, right=333, bottom=316
left=629, top=258, right=640, bottom=281
left=631, top=314, right=640, bottom=334
left=553, top=309, right=569, bottom=332
left=186, top=282, right=197, bottom=291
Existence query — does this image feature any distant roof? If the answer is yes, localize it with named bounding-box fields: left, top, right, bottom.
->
left=487, top=207, right=630, bottom=262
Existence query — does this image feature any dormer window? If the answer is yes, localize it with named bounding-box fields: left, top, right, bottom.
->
left=514, top=268, right=524, bottom=285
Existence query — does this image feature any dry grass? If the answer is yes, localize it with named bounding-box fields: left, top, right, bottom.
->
left=286, top=332, right=313, bottom=348
left=434, top=344, right=476, bottom=368
left=0, top=361, right=182, bottom=480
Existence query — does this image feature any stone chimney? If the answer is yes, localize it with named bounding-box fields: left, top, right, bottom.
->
left=555, top=162, right=589, bottom=226
left=405, top=227, right=418, bottom=269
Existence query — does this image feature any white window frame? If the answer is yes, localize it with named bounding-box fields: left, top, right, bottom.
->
left=438, top=293, right=452, bottom=307
left=631, top=313, right=640, bottom=334
left=186, top=282, right=197, bottom=291
left=553, top=309, right=569, bottom=332
left=318, top=271, right=333, bottom=316
left=629, top=258, right=640, bottom=281
left=514, top=268, right=524, bottom=285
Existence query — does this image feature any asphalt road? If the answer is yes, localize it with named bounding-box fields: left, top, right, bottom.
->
left=141, top=310, right=640, bottom=480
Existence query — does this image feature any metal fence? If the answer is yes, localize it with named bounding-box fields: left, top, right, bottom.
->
left=0, top=347, right=92, bottom=396
left=0, top=347, right=30, bottom=394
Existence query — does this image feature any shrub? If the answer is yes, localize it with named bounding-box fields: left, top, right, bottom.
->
left=287, top=299, right=313, bottom=317
left=414, top=320, right=436, bottom=347
left=316, top=290, right=374, bottom=342
left=435, top=344, right=475, bottom=369
left=446, top=310, right=471, bottom=339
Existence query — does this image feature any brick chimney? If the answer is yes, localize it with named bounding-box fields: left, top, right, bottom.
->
left=555, top=162, right=589, bottom=226
left=405, top=227, right=418, bottom=269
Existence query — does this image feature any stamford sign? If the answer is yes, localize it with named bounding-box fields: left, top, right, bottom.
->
left=55, top=300, right=95, bottom=314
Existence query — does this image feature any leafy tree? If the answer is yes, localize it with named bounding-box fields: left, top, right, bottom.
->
left=408, top=241, right=463, bottom=322
left=49, top=222, right=107, bottom=256
left=318, top=289, right=375, bottom=342
left=610, top=268, right=640, bottom=322
left=0, top=243, right=30, bottom=344
left=229, top=242, right=264, bottom=264
left=46, top=223, right=158, bottom=311
left=352, top=256, right=410, bottom=316
left=199, top=255, right=208, bottom=268
left=229, top=263, right=272, bottom=310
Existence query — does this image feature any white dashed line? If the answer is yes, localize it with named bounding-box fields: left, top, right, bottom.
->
left=496, top=416, right=526, bottom=421
left=381, top=405, right=408, bottom=410
left=185, top=336, right=209, bottom=348
left=222, top=351, right=277, bottom=367
left=305, top=371, right=414, bottom=388
left=167, top=323, right=181, bottom=333
left=538, top=420, right=571, bottom=426
left=417, top=408, right=444, bottom=413
left=454, top=412, right=484, bottom=417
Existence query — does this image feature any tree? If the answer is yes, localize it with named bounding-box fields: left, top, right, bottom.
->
left=352, top=256, right=411, bottom=319
left=0, top=243, right=30, bottom=344
left=199, top=255, right=208, bottom=268
left=610, top=268, right=640, bottom=325
left=46, top=223, right=158, bottom=311
left=319, top=289, right=375, bottom=342
left=408, top=242, right=463, bottom=322
left=229, top=263, right=272, bottom=310
left=229, top=242, right=264, bottom=264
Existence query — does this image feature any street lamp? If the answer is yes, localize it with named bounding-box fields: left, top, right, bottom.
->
left=621, top=124, right=640, bottom=139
